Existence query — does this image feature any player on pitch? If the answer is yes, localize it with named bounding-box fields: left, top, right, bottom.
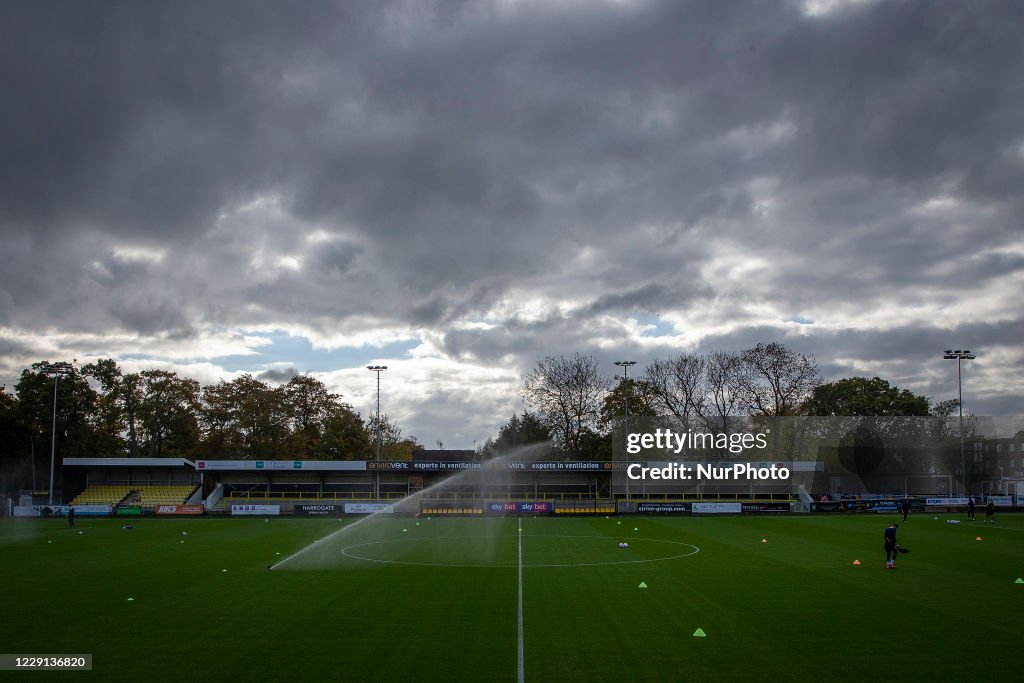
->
left=884, top=522, right=899, bottom=569
left=985, top=499, right=995, bottom=524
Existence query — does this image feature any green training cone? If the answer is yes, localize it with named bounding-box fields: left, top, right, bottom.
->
left=638, top=581, right=648, bottom=588
left=693, top=628, right=706, bottom=637
left=1015, top=578, right=1024, bottom=584
left=617, top=521, right=622, bottom=525
left=633, top=527, right=639, bottom=531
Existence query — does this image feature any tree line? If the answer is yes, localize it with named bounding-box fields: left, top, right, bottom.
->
left=0, top=360, right=422, bottom=492
left=482, top=342, right=948, bottom=459
left=0, top=342, right=957, bottom=491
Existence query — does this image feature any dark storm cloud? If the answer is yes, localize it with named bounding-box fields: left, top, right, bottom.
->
left=309, top=239, right=365, bottom=279
left=0, top=336, right=34, bottom=359
left=1, top=0, right=1023, bottom=442
left=769, top=2, right=1024, bottom=190
left=581, top=282, right=710, bottom=317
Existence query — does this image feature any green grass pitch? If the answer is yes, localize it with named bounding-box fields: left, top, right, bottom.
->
left=1, top=513, right=1021, bottom=681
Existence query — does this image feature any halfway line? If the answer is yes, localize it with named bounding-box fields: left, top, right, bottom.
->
left=517, top=516, right=525, bottom=683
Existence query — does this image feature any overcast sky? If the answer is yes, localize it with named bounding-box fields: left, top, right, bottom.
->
left=2, top=0, right=1022, bottom=448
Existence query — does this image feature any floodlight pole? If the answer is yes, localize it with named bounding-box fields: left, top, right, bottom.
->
left=47, top=362, right=75, bottom=505
left=615, top=361, right=636, bottom=507
left=367, top=365, right=387, bottom=500
left=943, top=350, right=975, bottom=498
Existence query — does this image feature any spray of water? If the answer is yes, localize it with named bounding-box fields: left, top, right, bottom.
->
left=270, top=442, right=555, bottom=571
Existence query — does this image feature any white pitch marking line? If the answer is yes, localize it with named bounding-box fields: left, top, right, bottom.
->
left=517, top=516, right=525, bottom=683
left=339, top=534, right=700, bottom=568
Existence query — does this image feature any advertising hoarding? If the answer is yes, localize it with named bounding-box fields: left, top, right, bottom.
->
left=636, top=503, right=691, bottom=514
left=230, top=504, right=281, bottom=516
left=691, top=502, right=743, bottom=514
left=155, top=504, right=204, bottom=515
left=484, top=502, right=553, bottom=514
left=344, top=503, right=394, bottom=514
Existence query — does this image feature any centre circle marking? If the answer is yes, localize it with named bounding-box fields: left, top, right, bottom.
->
left=339, top=534, right=700, bottom=568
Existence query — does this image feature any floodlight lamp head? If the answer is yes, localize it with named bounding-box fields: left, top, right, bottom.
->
left=47, top=362, right=75, bottom=376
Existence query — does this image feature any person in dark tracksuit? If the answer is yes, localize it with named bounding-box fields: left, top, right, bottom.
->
left=985, top=499, right=995, bottom=524
left=68, top=505, right=75, bottom=528
left=884, top=523, right=899, bottom=569
left=967, top=497, right=975, bottom=521
left=902, top=498, right=910, bottom=522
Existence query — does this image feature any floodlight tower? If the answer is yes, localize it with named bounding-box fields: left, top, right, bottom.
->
left=615, top=361, right=637, bottom=505
left=943, top=350, right=975, bottom=497
left=367, top=365, right=388, bottom=500
left=46, top=361, right=75, bottom=505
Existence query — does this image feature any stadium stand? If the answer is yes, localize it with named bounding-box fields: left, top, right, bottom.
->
left=134, top=485, right=199, bottom=506
left=69, top=485, right=134, bottom=506
left=68, top=484, right=197, bottom=507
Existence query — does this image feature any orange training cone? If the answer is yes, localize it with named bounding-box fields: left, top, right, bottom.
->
left=852, top=560, right=861, bottom=565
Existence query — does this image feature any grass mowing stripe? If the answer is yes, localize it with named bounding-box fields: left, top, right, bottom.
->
left=517, top=516, right=525, bottom=683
